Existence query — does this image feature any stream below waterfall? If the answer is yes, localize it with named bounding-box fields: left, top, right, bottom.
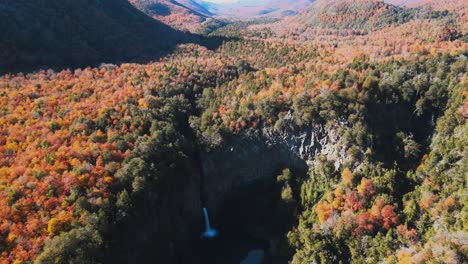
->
left=197, top=207, right=267, bottom=263
left=194, top=175, right=299, bottom=264
left=198, top=233, right=268, bottom=264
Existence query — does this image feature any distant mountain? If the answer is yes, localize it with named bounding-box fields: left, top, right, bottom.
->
left=385, top=0, right=467, bottom=13
left=290, top=0, right=445, bottom=31
left=384, top=0, right=425, bottom=6
left=198, top=0, right=314, bottom=19
left=129, top=0, right=213, bottom=31
left=385, top=0, right=454, bottom=8
left=177, top=0, right=213, bottom=16
left=0, top=0, right=190, bottom=73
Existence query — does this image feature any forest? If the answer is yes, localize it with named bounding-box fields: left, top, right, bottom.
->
left=0, top=0, right=466, bottom=263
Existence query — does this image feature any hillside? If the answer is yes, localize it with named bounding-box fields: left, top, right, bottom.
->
left=129, top=0, right=213, bottom=32
left=385, top=0, right=464, bottom=9
left=0, top=0, right=190, bottom=73
left=288, top=0, right=447, bottom=31
left=385, top=0, right=467, bottom=32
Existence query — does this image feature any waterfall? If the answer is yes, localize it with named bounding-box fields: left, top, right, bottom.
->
left=202, top=207, right=218, bottom=238
left=203, top=208, right=212, bottom=231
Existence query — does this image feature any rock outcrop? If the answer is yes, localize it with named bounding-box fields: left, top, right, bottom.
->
left=201, top=120, right=349, bottom=212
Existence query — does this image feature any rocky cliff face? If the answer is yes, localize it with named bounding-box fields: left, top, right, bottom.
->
left=118, top=121, right=350, bottom=262
left=201, top=120, right=349, bottom=212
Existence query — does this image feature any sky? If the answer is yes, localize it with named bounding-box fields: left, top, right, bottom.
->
left=203, top=0, right=242, bottom=3
left=202, top=0, right=269, bottom=4
left=203, top=0, right=236, bottom=2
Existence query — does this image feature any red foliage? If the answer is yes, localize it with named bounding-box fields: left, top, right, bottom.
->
left=397, top=224, right=417, bottom=240
left=353, top=212, right=375, bottom=235
left=0, top=53, right=231, bottom=262
left=381, top=205, right=398, bottom=229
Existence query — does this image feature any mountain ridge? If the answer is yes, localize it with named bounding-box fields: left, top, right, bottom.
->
left=198, top=0, right=315, bottom=19
left=0, top=0, right=192, bottom=73
left=286, top=0, right=450, bottom=31
left=128, top=0, right=213, bottom=32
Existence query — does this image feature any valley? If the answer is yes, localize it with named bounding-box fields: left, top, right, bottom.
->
left=0, top=0, right=466, bottom=263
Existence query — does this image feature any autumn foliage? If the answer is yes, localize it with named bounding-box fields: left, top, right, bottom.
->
left=0, top=0, right=466, bottom=262
left=0, top=45, right=239, bottom=262
left=314, top=169, right=399, bottom=236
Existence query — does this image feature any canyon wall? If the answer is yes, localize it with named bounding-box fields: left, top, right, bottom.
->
left=201, top=119, right=350, bottom=213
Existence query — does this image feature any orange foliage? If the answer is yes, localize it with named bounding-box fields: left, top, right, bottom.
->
left=357, top=177, right=375, bottom=197
left=316, top=201, right=334, bottom=223
left=341, top=167, right=353, bottom=187
left=0, top=50, right=233, bottom=262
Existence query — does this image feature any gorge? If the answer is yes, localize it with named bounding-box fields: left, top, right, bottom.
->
left=0, top=0, right=466, bottom=263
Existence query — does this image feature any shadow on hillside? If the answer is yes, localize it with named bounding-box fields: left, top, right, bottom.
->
left=0, top=0, right=237, bottom=75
